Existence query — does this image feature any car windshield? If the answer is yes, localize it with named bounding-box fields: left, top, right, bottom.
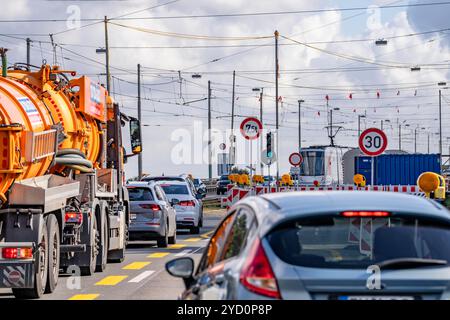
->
left=127, top=187, right=154, bottom=201
left=300, top=150, right=324, bottom=176
left=160, top=184, right=189, bottom=195
left=267, top=215, right=450, bottom=269
left=193, top=179, right=201, bottom=185
left=220, top=176, right=229, bottom=181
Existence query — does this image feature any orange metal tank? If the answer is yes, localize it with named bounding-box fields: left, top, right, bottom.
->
left=0, top=65, right=107, bottom=203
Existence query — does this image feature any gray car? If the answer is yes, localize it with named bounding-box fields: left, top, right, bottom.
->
left=127, top=181, right=177, bottom=247
left=166, top=191, right=450, bottom=300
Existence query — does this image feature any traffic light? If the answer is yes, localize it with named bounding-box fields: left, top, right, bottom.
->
left=266, top=132, right=273, bottom=158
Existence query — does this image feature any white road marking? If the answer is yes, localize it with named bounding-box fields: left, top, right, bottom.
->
left=175, top=249, right=192, bottom=257
left=128, top=271, right=156, bottom=283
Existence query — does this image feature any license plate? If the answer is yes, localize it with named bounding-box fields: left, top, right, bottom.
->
left=338, top=295, right=414, bottom=300
left=130, top=214, right=137, bottom=220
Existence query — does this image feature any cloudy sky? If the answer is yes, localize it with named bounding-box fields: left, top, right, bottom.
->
left=1, top=0, right=449, bottom=179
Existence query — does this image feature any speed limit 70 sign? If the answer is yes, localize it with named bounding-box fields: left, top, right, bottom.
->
left=359, top=128, right=388, bottom=156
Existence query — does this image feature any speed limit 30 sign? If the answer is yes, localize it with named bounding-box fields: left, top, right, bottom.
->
left=359, top=128, right=388, bottom=156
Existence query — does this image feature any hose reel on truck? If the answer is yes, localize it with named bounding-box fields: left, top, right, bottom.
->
left=0, top=55, right=142, bottom=298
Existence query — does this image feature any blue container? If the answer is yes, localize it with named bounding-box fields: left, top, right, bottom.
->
left=355, top=154, right=441, bottom=185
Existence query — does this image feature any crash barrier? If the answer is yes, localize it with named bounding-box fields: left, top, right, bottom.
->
left=221, top=184, right=424, bottom=209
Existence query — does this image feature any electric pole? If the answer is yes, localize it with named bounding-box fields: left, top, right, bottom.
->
left=104, top=16, right=111, bottom=94
left=230, top=71, right=235, bottom=168
left=26, top=38, right=31, bottom=69
left=274, top=30, right=280, bottom=189
left=439, top=89, right=442, bottom=159
left=208, top=81, right=212, bottom=180
left=259, top=88, right=264, bottom=174
left=298, top=99, right=304, bottom=151
left=399, top=124, right=402, bottom=151
left=137, top=64, right=143, bottom=180
left=414, top=127, right=417, bottom=153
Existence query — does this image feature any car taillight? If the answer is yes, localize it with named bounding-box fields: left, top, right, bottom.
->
left=65, top=212, right=83, bottom=224
left=239, top=238, right=281, bottom=299
left=179, top=200, right=195, bottom=207
left=139, top=204, right=161, bottom=211
left=2, top=247, right=33, bottom=259
left=341, top=211, right=390, bottom=217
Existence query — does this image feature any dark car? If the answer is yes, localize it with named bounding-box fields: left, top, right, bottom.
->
left=166, top=191, right=450, bottom=300
left=216, top=175, right=230, bottom=195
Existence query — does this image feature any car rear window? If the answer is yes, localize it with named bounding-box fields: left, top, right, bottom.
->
left=267, top=215, right=450, bottom=269
left=127, top=187, right=154, bottom=201
left=160, top=184, right=189, bottom=195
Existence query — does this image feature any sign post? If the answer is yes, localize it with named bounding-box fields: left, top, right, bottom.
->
left=261, top=149, right=277, bottom=193
left=289, top=152, right=303, bottom=190
left=240, top=117, right=263, bottom=183
left=359, top=128, right=388, bottom=187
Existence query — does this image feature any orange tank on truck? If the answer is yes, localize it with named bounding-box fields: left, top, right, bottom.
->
left=0, top=65, right=110, bottom=204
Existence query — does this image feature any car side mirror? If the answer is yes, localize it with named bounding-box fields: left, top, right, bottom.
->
left=196, top=193, right=205, bottom=200
left=171, top=198, right=180, bottom=206
left=166, top=257, right=195, bottom=286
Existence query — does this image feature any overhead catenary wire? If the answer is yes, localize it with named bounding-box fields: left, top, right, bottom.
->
left=2, top=1, right=448, bottom=23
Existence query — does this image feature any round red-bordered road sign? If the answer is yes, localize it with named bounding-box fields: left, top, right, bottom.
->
left=240, top=117, right=263, bottom=140
left=359, top=128, right=388, bottom=156
left=289, top=152, right=303, bottom=166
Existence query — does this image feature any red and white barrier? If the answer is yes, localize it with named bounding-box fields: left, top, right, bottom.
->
left=221, top=184, right=426, bottom=208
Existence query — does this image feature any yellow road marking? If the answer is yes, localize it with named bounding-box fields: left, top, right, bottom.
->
left=147, top=252, right=170, bottom=258
left=122, top=262, right=151, bottom=270
left=184, top=238, right=202, bottom=242
left=200, top=230, right=213, bottom=239
left=95, top=275, right=128, bottom=286
left=68, top=294, right=100, bottom=300
left=168, top=244, right=186, bottom=249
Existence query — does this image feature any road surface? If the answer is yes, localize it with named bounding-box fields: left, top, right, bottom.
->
left=0, top=207, right=226, bottom=300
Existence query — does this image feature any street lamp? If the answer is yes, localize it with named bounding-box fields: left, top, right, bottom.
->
left=375, top=39, right=388, bottom=46
left=438, top=82, right=447, bottom=165
left=358, top=114, right=366, bottom=140
left=252, top=87, right=264, bottom=174
left=298, top=99, right=305, bottom=151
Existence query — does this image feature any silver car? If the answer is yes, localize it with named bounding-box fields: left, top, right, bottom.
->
left=127, top=181, right=177, bottom=247
left=157, top=181, right=204, bottom=234
left=166, top=191, right=450, bottom=300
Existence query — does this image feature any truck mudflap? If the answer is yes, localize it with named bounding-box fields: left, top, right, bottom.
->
left=0, top=242, right=35, bottom=288
left=0, top=263, right=34, bottom=288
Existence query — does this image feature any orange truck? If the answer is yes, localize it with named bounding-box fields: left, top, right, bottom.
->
left=0, top=49, right=142, bottom=298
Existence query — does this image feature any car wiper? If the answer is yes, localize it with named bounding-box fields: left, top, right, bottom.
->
left=377, top=258, right=447, bottom=269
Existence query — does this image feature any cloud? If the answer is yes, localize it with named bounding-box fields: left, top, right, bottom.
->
left=1, top=0, right=449, bottom=178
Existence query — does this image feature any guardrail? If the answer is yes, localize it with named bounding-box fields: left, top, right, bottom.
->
left=221, top=184, right=427, bottom=209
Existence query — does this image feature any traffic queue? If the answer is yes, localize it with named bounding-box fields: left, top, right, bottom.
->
left=165, top=170, right=450, bottom=300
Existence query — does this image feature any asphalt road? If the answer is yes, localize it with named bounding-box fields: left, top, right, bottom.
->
left=0, top=207, right=226, bottom=300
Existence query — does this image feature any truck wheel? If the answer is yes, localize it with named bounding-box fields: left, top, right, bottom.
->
left=45, top=215, right=60, bottom=293
left=81, top=215, right=99, bottom=276
left=96, top=210, right=108, bottom=273
left=12, top=222, right=48, bottom=299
